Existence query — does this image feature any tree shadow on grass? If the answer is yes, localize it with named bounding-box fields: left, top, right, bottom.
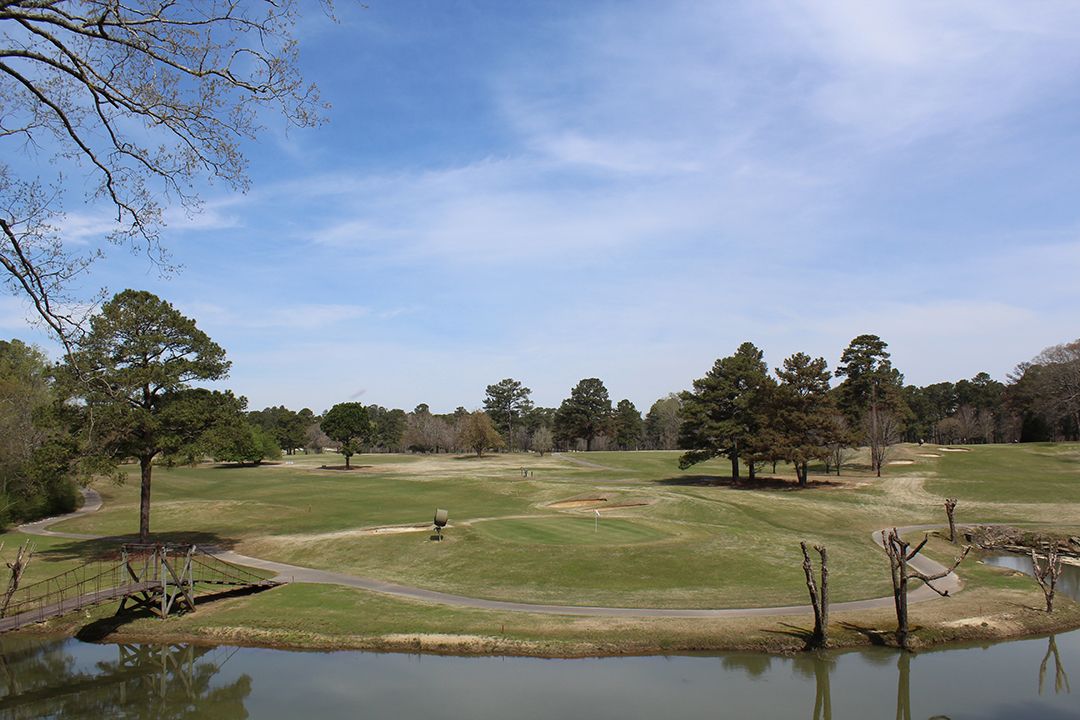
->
left=653, top=475, right=841, bottom=491
left=765, top=622, right=820, bottom=650
left=208, top=461, right=283, bottom=469
left=75, top=583, right=280, bottom=642
left=839, top=621, right=897, bottom=647
left=315, top=465, right=371, bottom=471
left=35, top=531, right=244, bottom=563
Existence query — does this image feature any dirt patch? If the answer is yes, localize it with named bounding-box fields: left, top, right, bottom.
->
left=888, top=460, right=915, bottom=465
left=549, top=498, right=608, bottom=509
left=940, top=614, right=1012, bottom=631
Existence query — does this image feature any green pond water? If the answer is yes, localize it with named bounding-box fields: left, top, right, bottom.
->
left=1, top=561, right=1077, bottom=719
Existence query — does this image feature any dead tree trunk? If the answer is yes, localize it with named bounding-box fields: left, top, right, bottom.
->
left=1031, top=546, right=1062, bottom=613
left=882, top=528, right=970, bottom=648
left=0, top=540, right=34, bottom=617
left=800, top=541, right=829, bottom=648
left=944, top=498, right=958, bottom=543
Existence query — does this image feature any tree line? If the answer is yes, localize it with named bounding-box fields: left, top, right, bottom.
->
left=3, top=287, right=1078, bottom=535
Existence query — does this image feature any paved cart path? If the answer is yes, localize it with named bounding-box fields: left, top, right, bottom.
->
left=18, top=491, right=962, bottom=619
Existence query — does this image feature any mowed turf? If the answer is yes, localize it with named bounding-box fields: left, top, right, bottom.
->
left=474, top=517, right=670, bottom=545
left=925, top=443, right=1080, bottom=503
left=28, top=443, right=1079, bottom=610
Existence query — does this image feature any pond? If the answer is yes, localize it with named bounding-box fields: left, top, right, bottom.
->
left=1, top=561, right=1077, bottom=719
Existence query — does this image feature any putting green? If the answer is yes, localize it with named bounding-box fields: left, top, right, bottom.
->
left=473, top=516, right=670, bottom=545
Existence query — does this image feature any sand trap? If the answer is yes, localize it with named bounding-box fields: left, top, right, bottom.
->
left=366, top=525, right=432, bottom=535
left=549, top=498, right=607, bottom=509
left=938, top=447, right=971, bottom=453
left=888, top=459, right=915, bottom=465
left=596, top=502, right=650, bottom=511
left=918, top=453, right=942, bottom=458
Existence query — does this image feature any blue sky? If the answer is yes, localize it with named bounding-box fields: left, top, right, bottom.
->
left=4, top=0, right=1080, bottom=413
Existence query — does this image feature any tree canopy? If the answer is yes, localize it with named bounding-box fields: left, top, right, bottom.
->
left=320, top=402, right=372, bottom=469
left=554, top=378, right=612, bottom=451
left=835, top=334, right=908, bottom=476
left=483, top=378, right=533, bottom=452
left=678, top=341, right=774, bottom=478
left=457, top=410, right=504, bottom=457
left=613, top=399, right=643, bottom=450
left=63, top=289, right=231, bottom=540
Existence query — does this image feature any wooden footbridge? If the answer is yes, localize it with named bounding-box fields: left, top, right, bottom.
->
left=0, top=544, right=280, bottom=633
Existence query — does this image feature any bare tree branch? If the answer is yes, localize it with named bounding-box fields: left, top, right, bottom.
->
left=0, top=0, right=331, bottom=344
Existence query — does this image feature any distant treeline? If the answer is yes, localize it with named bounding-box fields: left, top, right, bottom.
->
left=255, top=334, right=1080, bottom=464
left=3, top=327, right=1077, bottom=528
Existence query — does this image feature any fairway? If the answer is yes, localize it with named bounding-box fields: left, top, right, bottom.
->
left=23, top=443, right=1080, bottom=610
left=473, top=517, right=670, bottom=545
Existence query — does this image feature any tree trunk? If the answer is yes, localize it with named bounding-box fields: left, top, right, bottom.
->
left=748, top=462, right=756, bottom=481
left=730, top=441, right=740, bottom=480
left=139, top=455, right=153, bottom=542
left=895, top=569, right=909, bottom=648
left=871, top=383, right=881, bottom=477
left=944, top=498, right=958, bottom=543
left=801, top=541, right=829, bottom=648
left=344, top=453, right=351, bottom=469
left=797, top=462, right=808, bottom=488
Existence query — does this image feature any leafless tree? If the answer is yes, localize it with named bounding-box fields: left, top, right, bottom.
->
left=882, top=528, right=969, bottom=648
left=1031, top=546, right=1062, bottom=613
left=1, top=1, right=329, bottom=346
left=867, top=409, right=903, bottom=477
left=1, top=539, right=33, bottom=617
left=800, top=541, right=829, bottom=648
left=944, top=498, right=958, bottom=543
left=531, top=426, right=553, bottom=457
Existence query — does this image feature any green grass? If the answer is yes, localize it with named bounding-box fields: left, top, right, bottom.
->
left=474, top=517, right=671, bottom=545
left=925, top=443, right=1080, bottom=503
left=13, top=443, right=1077, bottom=614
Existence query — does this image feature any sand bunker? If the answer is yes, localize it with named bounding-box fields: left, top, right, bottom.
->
left=596, top=502, right=650, bottom=511
left=549, top=498, right=607, bottom=509
left=365, top=524, right=432, bottom=535
left=938, top=447, right=971, bottom=452
left=888, top=459, right=915, bottom=465
left=918, top=453, right=942, bottom=458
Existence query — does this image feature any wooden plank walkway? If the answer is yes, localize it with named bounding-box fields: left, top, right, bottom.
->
left=0, top=580, right=157, bottom=633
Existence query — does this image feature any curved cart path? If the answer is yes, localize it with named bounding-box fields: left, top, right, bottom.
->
left=19, top=491, right=961, bottom=619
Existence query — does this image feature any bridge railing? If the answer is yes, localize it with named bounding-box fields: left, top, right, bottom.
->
left=1, top=557, right=130, bottom=623
left=1, top=543, right=279, bottom=631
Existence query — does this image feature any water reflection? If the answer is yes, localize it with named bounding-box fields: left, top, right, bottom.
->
left=1040, top=635, right=1071, bottom=696
left=983, top=554, right=1080, bottom=602
left=0, top=637, right=251, bottom=718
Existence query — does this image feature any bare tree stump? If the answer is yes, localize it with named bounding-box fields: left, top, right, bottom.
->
left=800, top=541, right=829, bottom=648
left=1032, top=546, right=1062, bottom=613
left=944, top=498, right=958, bottom=543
